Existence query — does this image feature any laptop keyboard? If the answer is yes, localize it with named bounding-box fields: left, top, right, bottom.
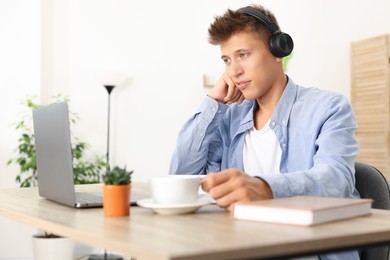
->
left=76, top=192, right=103, bottom=203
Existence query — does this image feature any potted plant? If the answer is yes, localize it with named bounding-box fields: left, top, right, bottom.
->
left=32, top=232, right=75, bottom=260
left=7, top=96, right=106, bottom=259
left=102, top=166, right=133, bottom=217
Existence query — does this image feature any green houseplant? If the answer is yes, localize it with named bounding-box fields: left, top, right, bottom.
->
left=102, top=166, right=133, bottom=217
left=7, top=96, right=106, bottom=187
left=102, top=166, right=133, bottom=185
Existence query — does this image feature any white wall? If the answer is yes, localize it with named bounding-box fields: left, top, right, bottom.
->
left=49, top=0, right=390, bottom=183
left=0, top=0, right=41, bottom=259
left=1, top=0, right=390, bottom=259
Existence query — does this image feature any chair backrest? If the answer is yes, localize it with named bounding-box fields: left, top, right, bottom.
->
left=354, top=161, right=390, bottom=260
left=355, top=161, right=390, bottom=209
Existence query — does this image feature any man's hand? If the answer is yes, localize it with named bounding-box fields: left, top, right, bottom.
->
left=201, top=169, right=273, bottom=212
left=208, top=73, right=245, bottom=105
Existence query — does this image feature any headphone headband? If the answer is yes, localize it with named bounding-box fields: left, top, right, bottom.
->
left=237, top=6, right=279, bottom=34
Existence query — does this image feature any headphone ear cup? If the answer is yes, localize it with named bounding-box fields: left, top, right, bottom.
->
left=269, top=33, right=294, bottom=58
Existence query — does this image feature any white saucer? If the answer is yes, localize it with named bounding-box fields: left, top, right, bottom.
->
left=137, top=197, right=211, bottom=215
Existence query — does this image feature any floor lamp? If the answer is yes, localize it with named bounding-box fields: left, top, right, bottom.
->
left=104, top=85, right=115, bottom=175
left=88, top=85, right=123, bottom=260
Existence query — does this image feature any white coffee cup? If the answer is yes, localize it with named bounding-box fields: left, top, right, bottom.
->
left=149, top=175, right=201, bottom=204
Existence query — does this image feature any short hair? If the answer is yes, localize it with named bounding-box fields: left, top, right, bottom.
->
left=208, top=5, right=280, bottom=45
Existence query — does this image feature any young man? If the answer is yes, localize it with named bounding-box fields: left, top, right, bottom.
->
left=170, top=6, right=359, bottom=258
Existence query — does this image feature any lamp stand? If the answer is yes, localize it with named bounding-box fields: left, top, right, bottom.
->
left=104, top=85, right=115, bottom=174
left=87, top=85, right=123, bottom=260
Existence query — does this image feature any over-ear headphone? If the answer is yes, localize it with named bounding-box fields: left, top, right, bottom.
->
left=237, top=6, right=294, bottom=58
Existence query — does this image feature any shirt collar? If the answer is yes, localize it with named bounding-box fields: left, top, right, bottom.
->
left=238, top=76, right=298, bottom=129
left=270, top=76, right=297, bottom=127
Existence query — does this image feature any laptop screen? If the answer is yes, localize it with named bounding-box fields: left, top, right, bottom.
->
left=33, top=102, right=78, bottom=207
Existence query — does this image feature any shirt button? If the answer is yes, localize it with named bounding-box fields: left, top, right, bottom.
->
left=282, top=143, right=286, bottom=147
left=282, top=120, right=286, bottom=125
left=271, top=121, right=276, bottom=126
left=218, top=110, right=221, bottom=113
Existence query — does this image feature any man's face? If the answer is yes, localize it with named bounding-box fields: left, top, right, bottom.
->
left=220, top=30, right=282, bottom=101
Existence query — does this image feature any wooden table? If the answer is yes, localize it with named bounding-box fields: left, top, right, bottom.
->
left=1, top=183, right=390, bottom=260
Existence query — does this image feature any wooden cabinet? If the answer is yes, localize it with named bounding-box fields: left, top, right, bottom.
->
left=351, top=34, right=390, bottom=180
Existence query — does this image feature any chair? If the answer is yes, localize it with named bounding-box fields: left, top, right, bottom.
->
left=354, top=161, right=390, bottom=260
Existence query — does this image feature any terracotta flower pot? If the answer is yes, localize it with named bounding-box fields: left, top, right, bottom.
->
left=103, top=184, right=130, bottom=217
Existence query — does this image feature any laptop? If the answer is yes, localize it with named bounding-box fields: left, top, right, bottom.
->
left=33, top=101, right=145, bottom=208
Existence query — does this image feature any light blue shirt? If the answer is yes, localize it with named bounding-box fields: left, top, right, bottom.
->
left=170, top=77, right=360, bottom=259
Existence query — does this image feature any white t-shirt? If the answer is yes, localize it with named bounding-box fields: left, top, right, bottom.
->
left=243, top=123, right=320, bottom=260
left=243, top=122, right=282, bottom=176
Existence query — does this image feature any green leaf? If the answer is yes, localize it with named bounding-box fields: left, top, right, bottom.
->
left=102, top=166, right=133, bottom=185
